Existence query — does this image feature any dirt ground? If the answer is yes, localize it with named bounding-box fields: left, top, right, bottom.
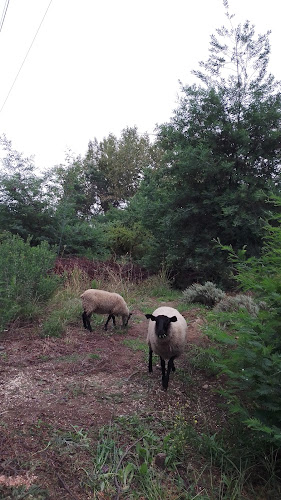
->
left=0, top=305, right=226, bottom=499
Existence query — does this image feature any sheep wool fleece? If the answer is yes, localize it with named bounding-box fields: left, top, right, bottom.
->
left=81, top=289, right=129, bottom=316
left=147, top=306, right=188, bottom=360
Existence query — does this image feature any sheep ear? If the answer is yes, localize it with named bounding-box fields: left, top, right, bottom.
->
left=145, top=314, right=156, bottom=321
left=170, top=316, right=178, bottom=323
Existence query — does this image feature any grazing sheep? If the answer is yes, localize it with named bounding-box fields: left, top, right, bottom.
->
left=81, top=289, right=131, bottom=332
left=145, top=306, right=187, bottom=390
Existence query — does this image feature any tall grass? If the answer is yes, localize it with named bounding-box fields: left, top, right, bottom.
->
left=41, top=266, right=89, bottom=337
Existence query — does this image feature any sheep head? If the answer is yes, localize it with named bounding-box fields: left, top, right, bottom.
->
left=145, top=313, right=177, bottom=339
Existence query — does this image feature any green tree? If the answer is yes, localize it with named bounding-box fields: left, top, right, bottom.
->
left=45, top=154, right=107, bottom=257
left=84, top=127, right=161, bottom=213
left=134, top=4, right=281, bottom=286
left=0, top=136, right=54, bottom=244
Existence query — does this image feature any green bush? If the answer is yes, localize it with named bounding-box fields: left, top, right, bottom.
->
left=182, top=281, right=226, bottom=307
left=104, top=221, right=153, bottom=260
left=0, top=232, right=60, bottom=331
left=214, top=294, right=260, bottom=316
left=210, top=202, right=281, bottom=450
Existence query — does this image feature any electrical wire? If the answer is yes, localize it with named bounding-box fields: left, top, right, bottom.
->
left=0, top=0, right=10, bottom=33
left=0, top=0, right=53, bottom=114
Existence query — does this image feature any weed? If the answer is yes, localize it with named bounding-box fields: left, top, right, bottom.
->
left=51, top=425, right=91, bottom=453
left=0, top=484, right=49, bottom=500
left=83, top=415, right=230, bottom=499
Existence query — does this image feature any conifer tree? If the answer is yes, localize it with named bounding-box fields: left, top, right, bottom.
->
left=134, top=2, right=281, bottom=285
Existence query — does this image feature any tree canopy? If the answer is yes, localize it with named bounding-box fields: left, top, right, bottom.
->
left=1, top=4, right=281, bottom=287
left=129, top=4, right=281, bottom=286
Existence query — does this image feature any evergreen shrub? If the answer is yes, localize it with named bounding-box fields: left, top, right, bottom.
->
left=214, top=294, right=260, bottom=316
left=182, top=281, right=226, bottom=307
left=209, top=203, right=281, bottom=450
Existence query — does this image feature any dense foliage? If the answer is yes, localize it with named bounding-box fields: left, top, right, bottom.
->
left=1, top=8, right=281, bottom=284
left=0, top=4, right=281, bottom=312
left=128, top=7, right=281, bottom=286
left=0, top=232, right=60, bottom=331
left=206, top=200, right=281, bottom=450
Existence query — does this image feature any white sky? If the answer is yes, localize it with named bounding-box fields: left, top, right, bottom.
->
left=0, top=0, right=280, bottom=171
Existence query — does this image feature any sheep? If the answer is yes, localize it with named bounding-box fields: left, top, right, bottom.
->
left=81, top=289, right=132, bottom=332
left=145, top=306, right=187, bottom=390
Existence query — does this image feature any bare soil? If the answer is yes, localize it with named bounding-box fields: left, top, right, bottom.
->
left=0, top=305, right=226, bottom=499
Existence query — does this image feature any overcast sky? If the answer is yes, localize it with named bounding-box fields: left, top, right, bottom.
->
left=0, top=0, right=280, bottom=171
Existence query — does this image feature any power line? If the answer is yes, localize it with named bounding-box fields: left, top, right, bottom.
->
left=0, top=0, right=10, bottom=32
left=0, top=0, right=53, bottom=114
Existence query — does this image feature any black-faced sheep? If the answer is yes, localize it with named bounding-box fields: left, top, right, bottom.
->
left=81, top=289, right=132, bottom=332
left=145, top=306, right=187, bottom=390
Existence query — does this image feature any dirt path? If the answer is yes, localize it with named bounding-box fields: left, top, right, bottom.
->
left=0, top=306, right=225, bottom=499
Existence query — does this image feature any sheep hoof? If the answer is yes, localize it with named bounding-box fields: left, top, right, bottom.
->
left=162, top=379, right=168, bottom=390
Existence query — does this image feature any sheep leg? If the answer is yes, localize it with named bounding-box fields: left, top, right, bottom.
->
left=166, top=356, right=176, bottom=387
left=104, top=314, right=112, bottom=330
left=148, top=347, right=153, bottom=372
left=104, top=314, right=116, bottom=330
left=82, top=312, right=87, bottom=329
left=161, top=356, right=176, bottom=390
left=160, top=357, right=167, bottom=390
left=82, top=312, right=92, bottom=332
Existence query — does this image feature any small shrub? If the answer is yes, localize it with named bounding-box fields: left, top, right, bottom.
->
left=91, top=279, right=99, bottom=289
left=41, top=297, right=81, bottom=337
left=182, top=281, right=226, bottom=307
left=41, top=313, right=64, bottom=337
left=0, top=232, right=60, bottom=331
left=214, top=294, right=260, bottom=316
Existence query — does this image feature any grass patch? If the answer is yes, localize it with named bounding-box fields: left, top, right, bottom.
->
left=0, top=484, right=50, bottom=500
left=41, top=297, right=81, bottom=337
left=51, top=425, right=91, bottom=453
left=88, top=352, right=101, bottom=360
left=81, top=413, right=258, bottom=499
left=123, top=338, right=147, bottom=352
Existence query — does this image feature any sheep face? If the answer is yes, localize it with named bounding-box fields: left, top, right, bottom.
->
left=145, top=314, right=177, bottom=339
